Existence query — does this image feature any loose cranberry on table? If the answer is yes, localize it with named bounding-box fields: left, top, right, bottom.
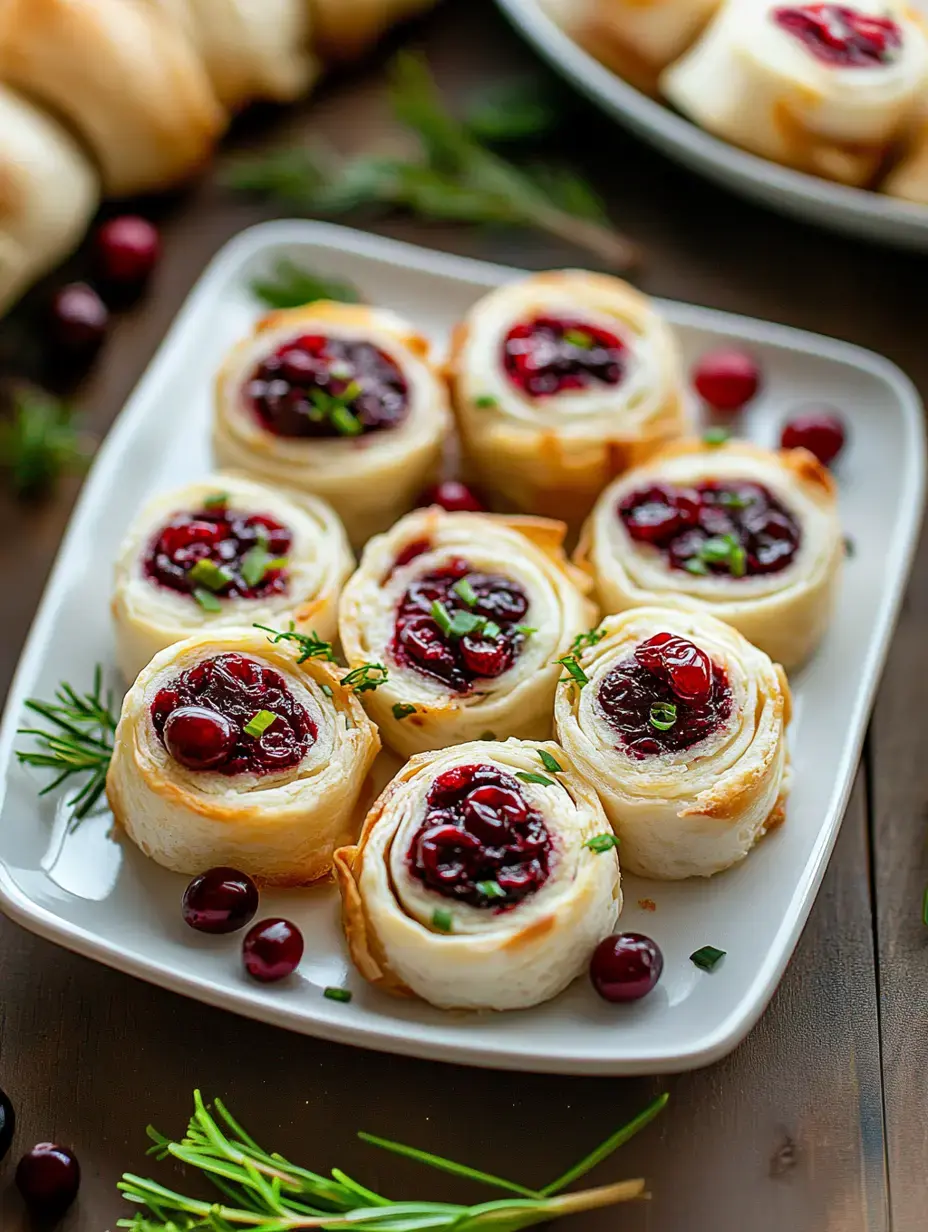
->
left=780, top=410, right=846, bottom=466
left=0, top=1085, right=14, bottom=1161
left=692, top=349, right=760, bottom=412
left=183, top=867, right=260, bottom=934
left=590, top=933, right=664, bottom=1002
left=50, top=283, right=109, bottom=355
left=95, top=215, right=161, bottom=287
left=418, top=480, right=485, bottom=514
left=15, top=1143, right=81, bottom=1216
left=242, top=918, right=304, bottom=983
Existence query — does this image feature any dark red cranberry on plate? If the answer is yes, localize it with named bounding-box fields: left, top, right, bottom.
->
left=242, top=918, right=304, bottom=983
left=15, top=1144, right=81, bottom=1217
left=183, top=867, right=259, bottom=935
left=95, top=216, right=161, bottom=288
left=590, top=933, right=664, bottom=1003
left=164, top=706, right=237, bottom=771
left=780, top=410, right=846, bottom=466
left=418, top=480, right=485, bottom=514
left=692, top=349, right=760, bottom=411
left=50, top=283, right=109, bottom=356
left=0, top=1086, right=14, bottom=1161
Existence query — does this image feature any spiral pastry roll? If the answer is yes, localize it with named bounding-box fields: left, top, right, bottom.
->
left=338, top=508, right=597, bottom=757
left=578, top=439, right=842, bottom=670
left=447, top=271, right=686, bottom=527
left=112, top=474, right=353, bottom=682
left=554, top=609, right=790, bottom=879
left=214, top=302, right=451, bottom=546
left=335, top=738, right=621, bottom=1010
left=107, top=628, right=380, bottom=884
left=661, top=0, right=928, bottom=186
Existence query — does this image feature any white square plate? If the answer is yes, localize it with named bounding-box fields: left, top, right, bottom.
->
left=0, top=222, right=922, bottom=1074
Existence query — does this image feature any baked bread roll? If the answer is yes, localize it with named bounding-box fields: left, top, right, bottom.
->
left=0, top=85, right=99, bottom=313
left=310, top=0, right=439, bottom=60
left=335, top=737, right=621, bottom=1010
left=213, top=302, right=452, bottom=547
left=112, top=473, right=353, bottom=682
left=661, top=0, right=928, bottom=186
left=554, top=608, right=790, bottom=878
left=106, top=627, right=380, bottom=884
left=577, top=438, right=843, bottom=670
left=338, top=507, right=597, bottom=757
left=0, top=0, right=226, bottom=196
left=447, top=271, right=686, bottom=527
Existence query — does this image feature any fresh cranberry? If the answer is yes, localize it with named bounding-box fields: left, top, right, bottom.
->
left=408, top=763, right=550, bottom=907
left=780, top=410, right=846, bottom=466
left=183, top=867, right=259, bottom=934
left=590, top=933, right=664, bottom=1002
left=635, top=632, right=713, bottom=704
left=503, top=316, right=626, bottom=398
left=95, top=215, right=161, bottom=287
left=419, top=480, right=485, bottom=513
left=16, top=1144, right=80, bottom=1216
left=773, top=4, right=901, bottom=66
left=50, top=283, right=109, bottom=355
left=164, top=707, right=237, bottom=770
left=144, top=505, right=291, bottom=600
left=0, top=1087, right=14, bottom=1162
left=242, top=918, right=304, bottom=982
left=692, top=349, right=760, bottom=411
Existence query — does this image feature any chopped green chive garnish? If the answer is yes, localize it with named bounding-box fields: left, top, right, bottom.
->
left=564, top=328, right=594, bottom=349
left=515, top=625, right=537, bottom=636
left=323, top=987, right=353, bottom=1003
left=241, top=545, right=286, bottom=588
left=474, top=394, right=498, bottom=409
left=482, top=620, right=501, bottom=640
left=477, top=880, right=506, bottom=900
left=448, top=610, right=486, bottom=639
left=189, top=558, right=232, bottom=592
left=431, top=600, right=453, bottom=636
left=684, top=534, right=746, bottom=578
left=703, top=427, right=730, bottom=447
left=684, top=558, right=709, bottom=576
left=193, top=587, right=222, bottom=612
left=330, top=405, right=363, bottom=437
left=254, top=623, right=336, bottom=663
left=569, top=627, right=604, bottom=656
left=516, top=771, right=555, bottom=787
left=585, top=833, right=619, bottom=853
left=844, top=536, right=856, bottom=558
left=432, top=908, right=453, bottom=932
left=537, top=749, right=563, bottom=774
left=690, top=945, right=726, bottom=972
left=392, top=703, right=417, bottom=720
left=202, top=491, right=229, bottom=508
left=557, top=655, right=589, bottom=687
left=452, top=577, right=478, bottom=607
left=321, top=684, right=334, bottom=697
left=343, top=663, right=388, bottom=694
left=719, top=491, right=751, bottom=510
left=244, top=709, right=277, bottom=738
left=649, top=701, right=678, bottom=731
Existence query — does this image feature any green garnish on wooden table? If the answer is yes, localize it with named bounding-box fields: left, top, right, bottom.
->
left=255, top=623, right=337, bottom=663
left=0, top=385, right=94, bottom=498
left=252, top=259, right=363, bottom=309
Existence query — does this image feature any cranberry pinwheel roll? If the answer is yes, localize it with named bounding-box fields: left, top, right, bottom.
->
left=107, top=628, right=380, bottom=884
left=554, top=609, right=790, bottom=879
left=338, top=508, right=597, bottom=757
left=112, top=474, right=353, bottom=682
left=577, top=439, right=843, bottom=669
left=446, top=271, right=686, bottom=526
left=214, top=302, right=452, bottom=546
left=335, top=738, right=621, bottom=1010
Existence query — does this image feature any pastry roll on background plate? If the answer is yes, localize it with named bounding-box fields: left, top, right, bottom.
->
left=214, top=302, right=451, bottom=546
left=338, top=507, right=597, bottom=757
left=554, top=608, right=791, bottom=879
left=335, top=737, right=621, bottom=1010
left=447, top=271, right=686, bottom=527
left=661, top=0, right=928, bottom=186
left=112, top=474, right=353, bottom=682
left=577, top=438, right=843, bottom=669
left=107, top=628, right=380, bottom=884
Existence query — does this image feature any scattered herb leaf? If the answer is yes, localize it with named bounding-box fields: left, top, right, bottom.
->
left=844, top=535, right=856, bottom=558
left=254, top=622, right=337, bottom=663
left=392, top=703, right=417, bottom=721
left=193, top=587, right=222, bottom=613
left=563, top=328, right=593, bottom=349
left=432, top=908, right=453, bottom=932
left=476, top=879, right=506, bottom=900
left=703, top=427, right=730, bottom=447
left=690, top=946, right=726, bottom=972
left=516, top=771, right=555, bottom=787
left=343, top=663, right=389, bottom=694
left=321, top=684, right=334, bottom=698
left=474, top=394, right=498, bottom=409
left=243, top=710, right=277, bottom=739
left=323, top=986, right=353, bottom=1003
left=569, top=627, right=605, bottom=657
left=464, top=78, right=559, bottom=145
left=584, top=834, right=619, bottom=854
left=189, top=559, right=232, bottom=593
left=452, top=577, right=478, bottom=606
left=251, top=258, right=362, bottom=309
left=537, top=749, right=563, bottom=774
left=557, top=655, right=589, bottom=687
left=202, top=491, right=229, bottom=509
left=649, top=701, right=678, bottom=731
left=0, top=386, right=94, bottom=498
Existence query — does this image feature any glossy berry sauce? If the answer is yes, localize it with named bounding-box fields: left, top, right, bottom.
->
left=144, top=503, right=291, bottom=600
left=598, top=632, right=732, bottom=759
left=392, top=558, right=529, bottom=692
left=247, top=334, right=409, bottom=438
left=151, top=653, right=315, bottom=775
left=408, top=763, right=551, bottom=908
left=618, top=480, right=801, bottom=577
left=773, top=4, right=902, bottom=65
left=503, top=316, right=626, bottom=398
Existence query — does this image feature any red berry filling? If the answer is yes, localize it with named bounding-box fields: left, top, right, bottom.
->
left=618, top=480, right=801, bottom=577
left=773, top=4, right=902, bottom=65
left=151, top=653, right=316, bottom=776
left=408, top=763, right=551, bottom=907
left=247, top=334, right=409, bottom=438
left=503, top=316, right=626, bottom=398
left=598, top=633, right=732, bottom=758
left=144, top=503, right=291, bottom=601
left=392, top=558, right=529, bottom=692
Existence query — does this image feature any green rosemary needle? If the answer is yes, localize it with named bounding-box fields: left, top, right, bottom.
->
left=0, top=385, right=95, bottom=498
left=255, top=623, right=337, bottom=664
left=252, top=259, right=362, bottom=309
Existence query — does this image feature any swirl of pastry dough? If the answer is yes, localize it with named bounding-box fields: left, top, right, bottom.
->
left=577, top=439, right=842, bottom=669
left=661, top=0, right=928, bottom=186
left=338, top=508, right=597, bottom=757
left=213, top=302, right=452, bottom=547
left=447, top=271, right=686, bottom=527
left=554, top=608, right=791, bottom=879
left=334, top=737, right=621, bottom=1010
left=107, top=627, right=380, bottom=884
left=112, top=473, right=353, bottom=682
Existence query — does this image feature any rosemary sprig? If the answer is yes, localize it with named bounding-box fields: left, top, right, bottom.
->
left=255, top=623, right=337, bottom=663
left=342, top=663, right=389, bottom=695
left=252, top=259, right=362, bottom=310
left=117, top=1090, right=666, bottom=1231
left=224, top=54, right=635, bottom=271
left=15, top=667, right=117, bottom=826
left=0, top=385, right=94, bottom=498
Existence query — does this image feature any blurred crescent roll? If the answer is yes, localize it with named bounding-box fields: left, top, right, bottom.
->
left=0, top=84, right=99, bottom=313
left=883, top=115, right=928, bottom=200
left=0, top=0, right=226, bottom=196
left=310, top=0, right=439, bottom=60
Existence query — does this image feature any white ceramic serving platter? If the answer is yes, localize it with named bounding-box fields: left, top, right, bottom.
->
left=0, top=221, right=922, bottom=1075
left=496, top=0, right=928, bottom=251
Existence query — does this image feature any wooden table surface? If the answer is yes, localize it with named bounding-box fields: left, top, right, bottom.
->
left=0, top=2, right=924, bottom=1229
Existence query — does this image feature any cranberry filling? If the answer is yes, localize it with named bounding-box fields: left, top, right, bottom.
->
left=150, top=653, right=315, bottom=776
left=247, top=334, right=409, bottom=438
left=618, top=480, right=801, bottom=577
left=503, top=316, right=626, bottom=398
left=598, top=633, right=732, bottom=758
left=392, top=557, right=529, bottom=693
left=408, top=763, right=551, bottom=908
left=773, top=4, right=902, bottom=66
